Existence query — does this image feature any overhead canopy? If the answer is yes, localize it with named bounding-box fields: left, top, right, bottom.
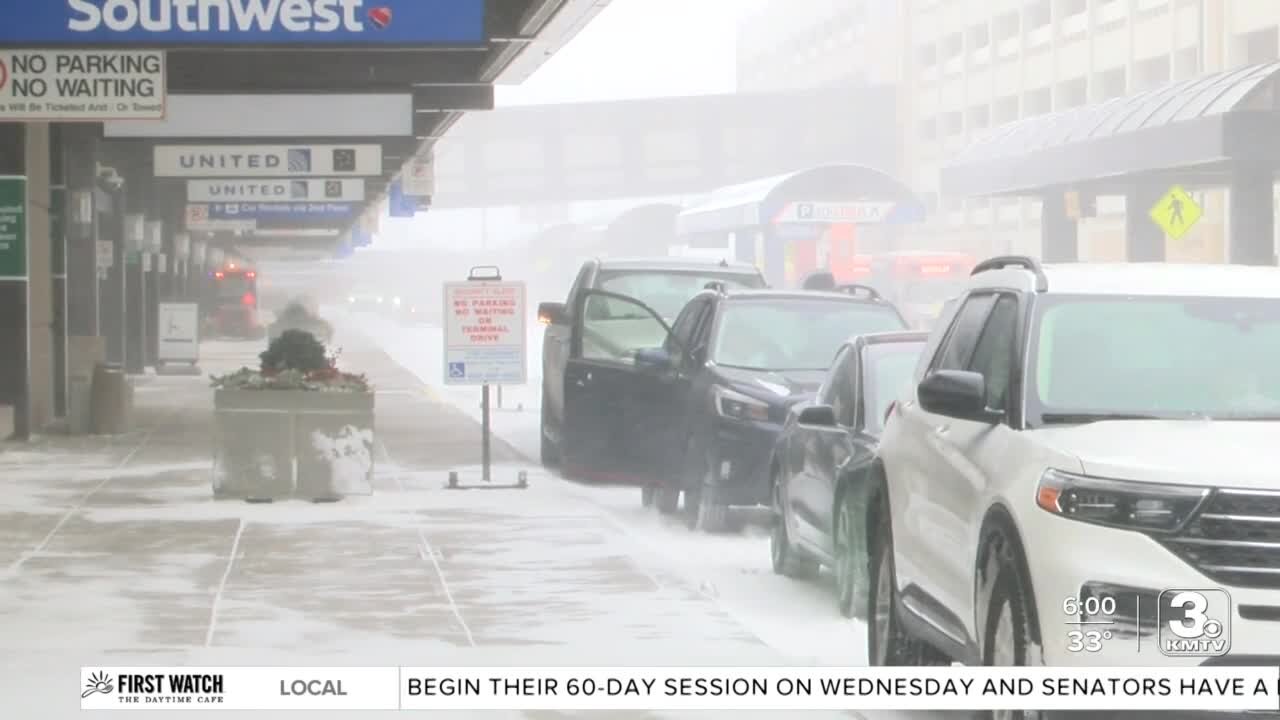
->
left=675, top=164, right=925, bottom=238
left=941, top=62, right=1280, bottom=197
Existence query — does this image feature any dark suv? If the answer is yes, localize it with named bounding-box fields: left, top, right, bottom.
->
left=537, top=257, right=766, bottom=467
left=561, top=282, right=908, bottom=532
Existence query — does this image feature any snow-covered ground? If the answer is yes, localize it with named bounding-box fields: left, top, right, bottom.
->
left=338, top=307, right=871, bottom=667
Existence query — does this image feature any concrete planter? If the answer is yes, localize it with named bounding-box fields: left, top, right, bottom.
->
left=213, top=389, right=376, bottom=502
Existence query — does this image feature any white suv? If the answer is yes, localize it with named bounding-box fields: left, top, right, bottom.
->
left=870, top=256, right=1280, bottom=669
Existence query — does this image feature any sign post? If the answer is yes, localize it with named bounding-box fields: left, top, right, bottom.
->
left=442, top=266, right=528, bottom=490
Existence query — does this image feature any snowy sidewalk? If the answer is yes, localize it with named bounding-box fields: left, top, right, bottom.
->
left=0, top=326, right=843, bottom=719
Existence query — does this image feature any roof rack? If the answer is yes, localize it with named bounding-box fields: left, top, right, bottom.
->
left=971, top=255, right=1049, bottom=292
left=835, top=283, right=884, bottom=301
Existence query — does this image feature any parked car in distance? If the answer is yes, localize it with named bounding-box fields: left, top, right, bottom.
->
left=537, top=256, right=767, bottom=468
left=769, top=330, right=928, bottom=619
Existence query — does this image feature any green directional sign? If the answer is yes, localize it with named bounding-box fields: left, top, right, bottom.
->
left=0, top=176, right=27, bottom=279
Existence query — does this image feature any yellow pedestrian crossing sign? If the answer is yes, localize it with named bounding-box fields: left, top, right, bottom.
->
left=1149, top=185, right=1202, bottom=240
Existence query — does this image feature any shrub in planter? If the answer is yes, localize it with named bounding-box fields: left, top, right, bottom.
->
left=211, top=330, right=374, bottom=502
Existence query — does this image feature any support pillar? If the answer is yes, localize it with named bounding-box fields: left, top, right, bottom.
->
left=1040, top=191, right=1079, bottom=263
left=144, top=218, right=162, bottom=367
left=123, top=211, right=147, bottom=375
left=1125, top=185, right=1167, bottom=262
left=50, top=126, right=68, bottom=419
left=1228, top=164, right=1275, bottom=265
left=101, top=187, right=126, bottom=365
left=64, top=125, right=103, bottom=364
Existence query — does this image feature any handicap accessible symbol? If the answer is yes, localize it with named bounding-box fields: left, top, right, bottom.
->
left=448, top=362, right=466, bottom=379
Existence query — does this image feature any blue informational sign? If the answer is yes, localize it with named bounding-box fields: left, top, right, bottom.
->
left=0, top=0, right=485, bottom=46
left=333, top=239, right=354, bottom=259
left=205, top=202, right=354, bottom=220
left=387, top=180, right=417, bottom=218
left=351, top=228, right=371, bottom=247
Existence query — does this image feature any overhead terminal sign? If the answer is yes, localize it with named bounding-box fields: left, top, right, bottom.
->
left=402, top=153, right=435, bottom=197
left=197, top=202, right=356, bottom=220
left=188, top=178, right=365, bottom=203
left=0, top=50, right=165, bottom=121
left=0, top=0, right=485, bottom=46
left=104, top=93, right=411, bottom=138
left=774, top=201, right=898, bottom=225
left=154, top=145, right=382, bottom=177
left=185, top=204, right=256, bottom=232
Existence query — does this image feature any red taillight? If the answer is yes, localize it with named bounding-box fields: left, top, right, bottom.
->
left=214, top=271, right=225, bottom=280
left=241, top=293, right=256, bottom=307
left=246, top=271, right=256, bottom=279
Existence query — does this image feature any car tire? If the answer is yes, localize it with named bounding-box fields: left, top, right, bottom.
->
left=655, top=486, right=681, bottom=515
left=770, top=478, right=817, bottom=578
left=640, top=486, right=655, bottom=508
left=867, top=509, right=950, bottom=666
left=539, top=391, right=560, bottom=468
left=683, top=483, right=702, bottom=530
left=686, top=454, right=729, bottom=533
left=835, top=491, right=864, bottom=619
left=982, top=530, right=1054, bottom=720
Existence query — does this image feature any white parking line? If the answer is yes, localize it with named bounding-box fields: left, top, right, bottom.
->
left=378, top=438, right=477, bottom=648
left=205, top=518, right=246, bottom=648
left=3, top=425, right=159, bottom=577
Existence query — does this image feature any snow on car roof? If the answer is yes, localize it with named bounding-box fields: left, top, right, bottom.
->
left=971, top=262, right=1280, bottom=298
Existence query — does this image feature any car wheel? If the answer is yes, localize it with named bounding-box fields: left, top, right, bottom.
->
left=983, top=531, right=1049, bottom=720
left=539, top=391, right=560, bottom=467
left=655, top=486, right=681, bottom=515
left=867, top=509, right=950, bottom=666
left=770, top=476, right=817, bottom=578
left=640, top=486, right=655, bottom=508
left=683, top=483, right=702, bottom=530
left=835, top=491, right=863, bottom=619
left=685, top=454, right=729, bottom=533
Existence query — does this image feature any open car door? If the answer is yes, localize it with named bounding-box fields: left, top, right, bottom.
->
left=563, top=289, right=681, bottom=484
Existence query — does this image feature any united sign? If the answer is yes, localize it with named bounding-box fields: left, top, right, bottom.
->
left=0, top=0, right=485, bottom=46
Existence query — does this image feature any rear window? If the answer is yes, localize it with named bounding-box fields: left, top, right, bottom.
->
left=596, top=270, right=762, bottom=319
left=214, top=274, right=253, bottom=300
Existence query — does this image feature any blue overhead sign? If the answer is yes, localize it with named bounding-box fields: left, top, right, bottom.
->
left=387, top=180, right=420, bottom=218
left=0, top=0, right=485, bottom=46
left=204, top=202, right=354, bottom=220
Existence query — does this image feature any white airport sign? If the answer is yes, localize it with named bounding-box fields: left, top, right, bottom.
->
left=774, top=201, right=897, bottom=224
left=443, top=281, right=528, bottom=386
left=103, top=94, right=412, bottom=138
left=402, top=154, right=435, bottom=197
left=158, top=303, right=200, bottom=363
left=0, top=49, right=166, bottom=121
left=155, top=145, right=383, bottom=178
left=188, top=178, right=365, bottom=203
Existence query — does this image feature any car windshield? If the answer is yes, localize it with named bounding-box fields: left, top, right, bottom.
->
left=1031, top=295, right=1280, bottom=421
left=596, top=270, right=762, bottom=319
left=713, top=299, right=904, bottom=371
left=863, top=341, right=925, bottom=434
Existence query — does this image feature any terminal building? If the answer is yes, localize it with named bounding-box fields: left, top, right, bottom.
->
left=736, top=0, right=1280, bottom=263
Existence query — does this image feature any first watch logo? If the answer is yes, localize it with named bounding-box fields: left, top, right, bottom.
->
left=82, top=670, right=226, bottom=706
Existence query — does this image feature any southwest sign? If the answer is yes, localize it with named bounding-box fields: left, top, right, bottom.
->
left=0, top=0, right=485, bottom=46
left=187, top=178, right=365, bottom=202
left=154, top=145, right=382, bottom=177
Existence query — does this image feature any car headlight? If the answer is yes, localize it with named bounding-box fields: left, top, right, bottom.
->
left=347, top=296, right=355, bottom=303
left=376, top=296, right=384, bottom=303
left=393, top=297, right=402, bottom=306
left=1035, top=469, right=1209, bottom=533
left=713, top=385, right=771, bottom=422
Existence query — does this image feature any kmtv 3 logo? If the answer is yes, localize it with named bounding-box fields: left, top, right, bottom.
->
left=65, top=1, right=386, bottom=34
left=1157, top=589, right=1232, bottom=657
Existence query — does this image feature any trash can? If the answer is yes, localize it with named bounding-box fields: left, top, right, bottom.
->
left=90, top=363, right=133, bottom=435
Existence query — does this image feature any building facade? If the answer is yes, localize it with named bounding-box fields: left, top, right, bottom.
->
left=737, top=0, right=1280, bottom=262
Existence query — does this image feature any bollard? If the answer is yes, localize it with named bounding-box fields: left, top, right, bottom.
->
left=517, top=470, right=529, bottom=489
left=448, top=471, right=459, bottom=489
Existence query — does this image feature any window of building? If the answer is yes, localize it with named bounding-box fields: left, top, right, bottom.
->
left=918, top=116, right=937, bottom=140
left=1133, top=56, right=1171, bottom=91
left=1024, top=87, right=1052, bottom=116
left=1242, top=28, right=1280, bottom=64
left=944, top=111, right=964, bottom=135
left=1092, top=66, right=1127, bottom=100
left=917, top=42, right=937, bottom=67
left=994, top=11, right=1020, bottom=43
left=1056, top=77, right=1088, bottom=109
left=1025, top=0, right=1052, bottom=30
left=1056, top=0, right=1087, bottom=17
left=1096, top=0, right=1126, bottom=29
left=969, top=24, right=990, bottom=49
left=968, top=104, right=991, bottom=131
left=943, top=32, right=964, bottom=60
left=1174, top=47, right=1201, bottom=79
left=993, top=95, right=1020, bottom=124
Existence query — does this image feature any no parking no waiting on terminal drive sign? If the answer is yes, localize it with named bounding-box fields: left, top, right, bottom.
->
left=443, top=281, right=527, bottom=386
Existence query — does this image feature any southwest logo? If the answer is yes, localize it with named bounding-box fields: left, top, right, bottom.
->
left=368, top=6, right=391, bottom=29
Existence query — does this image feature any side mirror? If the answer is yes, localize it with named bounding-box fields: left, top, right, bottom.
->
left=918, top=370, right=999, bottom=423
left=798, top=404, right=838, bottom=427
left=634, top=347, right=674, bottom=373
left=538, top=301, right=568, bottom=326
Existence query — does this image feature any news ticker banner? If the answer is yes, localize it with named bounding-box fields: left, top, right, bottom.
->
left=82, top=666, right=1280, bottom=712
